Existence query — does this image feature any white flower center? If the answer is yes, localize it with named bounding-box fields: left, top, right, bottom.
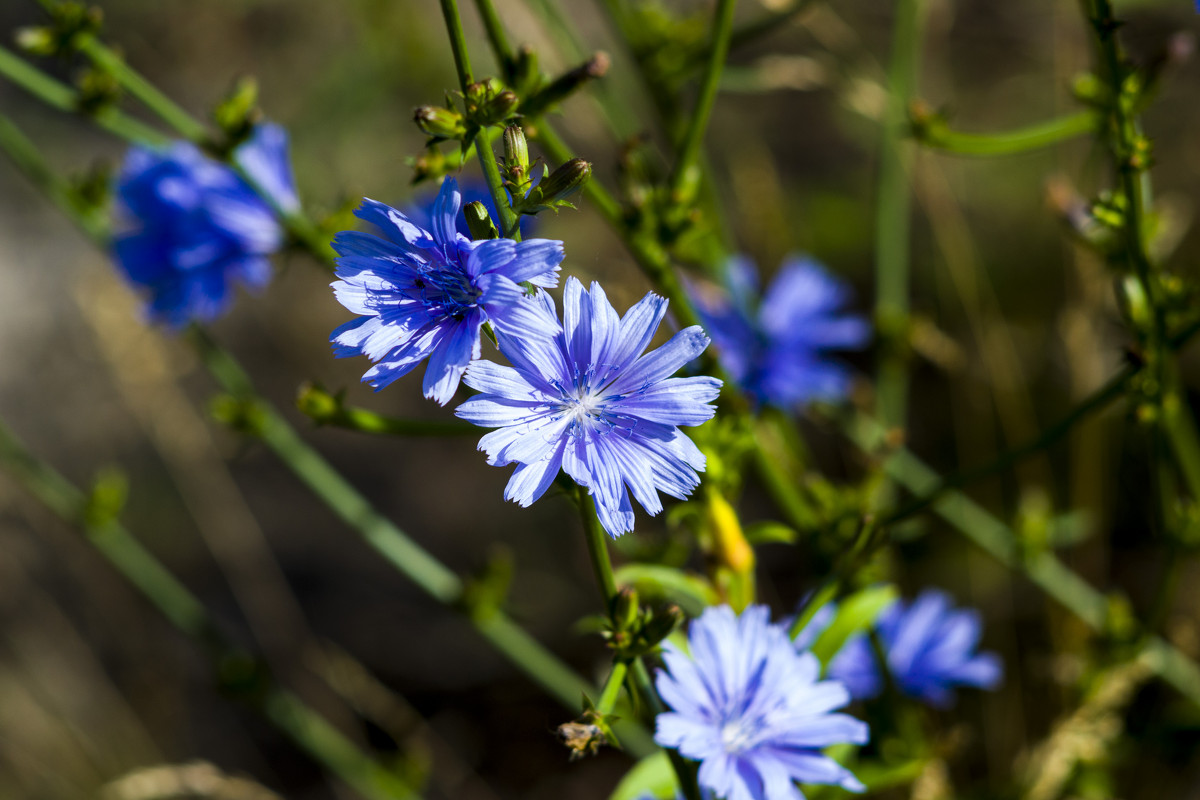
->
left=719, top=717, right=757, bottom=754
left=566, top=390, right=604, bottom=425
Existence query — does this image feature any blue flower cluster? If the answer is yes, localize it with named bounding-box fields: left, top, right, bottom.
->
left=822, top=589, right=1003, bottom=708
left=690, top=256, right=869, bottom=409
left=655, top=604, right=867, bottom=800
left=113, top=124, right=298, bottom=328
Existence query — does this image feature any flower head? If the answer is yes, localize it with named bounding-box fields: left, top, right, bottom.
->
left=455, top=277, right=721, bottom=537
left=330, top=177, right=564, bottom=405
left=827, top=589, right=1003, bottom=707
left=690, top=256, right=869, bottom=409
left=113, top=123, right=297, bottom=327
left=655, top=605, right=868, bottom=800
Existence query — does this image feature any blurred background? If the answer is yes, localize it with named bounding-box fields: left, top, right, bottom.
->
left=2, top=0, right=1200, bottom=798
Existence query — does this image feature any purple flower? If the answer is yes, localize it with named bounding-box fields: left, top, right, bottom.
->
left=455, top=278, right=721, bottom=537
left=655, top=605, right=868, bottom=800
left=330, top=177, right=564, bottom=405
left=112, top=123, right=297, bottom=327
left=689, top=256, right=869, bottom=409
left=827, top=590, right=1003, bottom=707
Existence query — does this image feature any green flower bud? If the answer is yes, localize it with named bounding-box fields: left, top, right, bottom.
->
left=413, top=105, right=467, bottom=140
left=504, top=126, right=529, bottom=172
left=611, top=585, right=640, bottom=632
left=463, top=201, right=499, bottom=241
left=514, top=158, right=591, bottom=215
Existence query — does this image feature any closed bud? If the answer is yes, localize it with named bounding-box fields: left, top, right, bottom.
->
left=413, top=105, right=466, bottom=140
left=477, top=89, right=519, bottom=126
left=504, top=126, right=529, bottom=172
left=463, top=201, right=499, bottom=240
left=512, top=45, right=539, bottom=94
left=296, top=382, right=339, bottom=422
left=15, top=26, right=56, bottom=56
left=641, top=604, right=685, bottom=648
left=516, top=158, right=591, bottom=214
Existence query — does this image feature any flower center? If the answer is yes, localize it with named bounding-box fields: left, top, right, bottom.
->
left=565, top=390, right=604, bottom=426
left=719, top=717, right=758, bottom=754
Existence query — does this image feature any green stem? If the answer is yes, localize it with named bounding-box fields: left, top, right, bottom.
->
left=874, top=0, right=924, bottom=430
left=575, top=487, right=700, bottom=800
left=0, top=43, right=167, bottom=145
left=0, top=420, right=417, bottom=800
left=0, top=113, right=108, bottom=242
left=846, top=409, right=1200, bottom=708
left=472, top=0, right=515, bottom=77
left=74, top=33, right=209, bottom=142
left=476, top=135, right=521, bottom=239
left=439, top=0, right=476, bottom=94
left=577, top=484, right=618, bottom=605
left=595, top=660, right=629, bottom=716
left=298, top=398, right=479, bottom=438
left=667, top=0, right=737, bottom=203
left=191, top=330, right=657, bottom=754
left=914, top=109, right=1099, bottom=157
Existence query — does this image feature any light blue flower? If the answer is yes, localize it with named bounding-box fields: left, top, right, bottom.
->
left=827, top=589, right=1003, bottom=707
left=455, top=277, right=721, bottom=537
left=330, top=177, right=564, bottom=405
left=112, top=123, right=297, bottom=327
left=655, top=605, right=868, bottom=800
left=689, top=256, right=869, bottom=409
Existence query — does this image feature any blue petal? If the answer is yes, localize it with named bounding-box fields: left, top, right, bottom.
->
left=607, top=326, right=711, bottom=396
left=233, top=122, right=300, bottom=213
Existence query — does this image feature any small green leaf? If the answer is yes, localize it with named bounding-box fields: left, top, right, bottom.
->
left=614, top=564, right=718, bottom=616
left=745, top=520, right=797, bottom=545
left=609, top=751, right=678, bottom=800
left=810, top=584, right=898, bottom=666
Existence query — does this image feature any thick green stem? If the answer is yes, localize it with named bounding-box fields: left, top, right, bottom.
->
left=667, top=0, right=737, bottom=203
left=914, top=109, right=1099, bottom=157
left=476, top=136, right=521, bottom=240
left=595, top=660, right=630, bottom=716
left=874, top=0, right=923, bottom=430
left=0, top=421, right=417, bottom=800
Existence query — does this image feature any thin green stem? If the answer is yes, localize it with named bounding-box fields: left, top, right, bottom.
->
left=845, top=410, right=1200, bottom=708
left=0, top=43, right=167, bottom=145
left=472, top=0, right=515, bottom=77
left=728, top=0, right=814, bottom=52
left=75, top=34, right=209, bottom=142
left=577, top=484, right=618, bottom=605
left=0, top=113, right=108, bottom=242
left=0, top=420, right=417, bottom=800
left=297, top=393, right=479, bottom=438
left=914, top=109, right=1099, bottom=157
left=191, top=329, right=657, bottom=755
left=667, top=0, right=737, bottom=203
left=439, top=0, right=476, bottom=94
left=874, top=0, right=923, bottom=430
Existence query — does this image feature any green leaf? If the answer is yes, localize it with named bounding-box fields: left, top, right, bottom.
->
left=609, top=751, right=678, bottom=800
left=614, top=564, right=719, bottom=616
left=810, top=584, right=898, bottom=666
left=745, top=520, right=797, bottom=545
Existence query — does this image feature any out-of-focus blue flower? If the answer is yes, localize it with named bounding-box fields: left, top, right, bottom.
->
left=689, top=256, right=869, bottom=409
left=827, top=589, right=1003, bottom=708
left=655, top=605, right=868, bottom=800
left=455, top=277, right=721, bottom=537
left=330, top=177, right=564, bottom=405
left=113, top=124, right=298, bottom=327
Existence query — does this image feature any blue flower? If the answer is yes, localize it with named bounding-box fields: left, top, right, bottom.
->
left=689, top=256, right=869, bottom=409
left=455, top=277, right=721, bottom=537
left=655, top=605, right=868, bottom=800
left=112, top=123, right=298, bottom=327
left=827, top=589, right=1003, bottom=707
left=330, top=177, right=564, bottom=405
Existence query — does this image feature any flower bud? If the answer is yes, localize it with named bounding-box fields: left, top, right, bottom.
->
left=515, top=158, right=591, bottom=214
left=641, top=604, right=685, bottom=648
left=611, top=585, right=640, bottom=632
left=504, top=126, right=529, bottom=172
left=413, top=105, right=466, bottom=140
left=466, top=81, right=519, bottom=126
left=463, top=201, right=499, bottom=240
left=296, top=382, right=339, bottom=423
